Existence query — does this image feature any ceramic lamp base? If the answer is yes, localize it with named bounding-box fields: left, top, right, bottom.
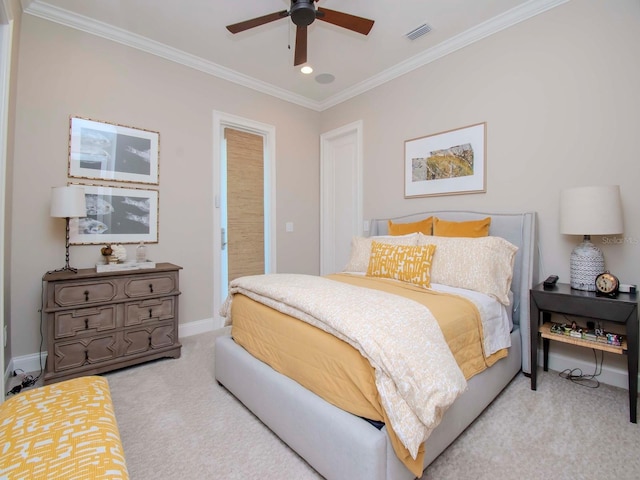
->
left=570, top=236, right=604, bottom=291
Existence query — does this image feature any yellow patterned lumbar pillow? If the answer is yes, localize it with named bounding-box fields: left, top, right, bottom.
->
left=343, top=234, right=419, bottom=273
left=366, top=241, right=436, bottom=288
left=0, top=375, right=128, bottom=480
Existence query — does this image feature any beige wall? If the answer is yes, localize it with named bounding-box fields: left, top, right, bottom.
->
left=9, top=14, right=320, bottom=357
left=7, top=0, right=640, bottom=371
left=322, top=0, right=639, bottom=284
left=320, top=0, right=640, bottom=372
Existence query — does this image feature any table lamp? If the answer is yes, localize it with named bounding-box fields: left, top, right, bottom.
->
left=559, top=185, right=623, bottom=291
left=50, top=185, right=87, bottom=273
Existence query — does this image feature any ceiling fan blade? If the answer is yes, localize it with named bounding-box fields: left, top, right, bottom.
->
left=317, top=7, right=374, bottom=35
left=226, top=10, right=288, bottom=34
left=294, top=25, right=308, bottom=66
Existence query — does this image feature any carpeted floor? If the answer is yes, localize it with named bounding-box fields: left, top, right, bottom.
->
left=105, top=329, right=640, bottom=479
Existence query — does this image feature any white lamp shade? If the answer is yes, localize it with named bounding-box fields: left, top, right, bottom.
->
left=50, top=185, right=87, bottom=218
left=559, top=185, right=623, bottom=235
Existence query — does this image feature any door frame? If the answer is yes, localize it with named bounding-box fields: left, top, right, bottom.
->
left=212, top=111, right=276, bottom=328
left=0, top=0, right=14, bottom=399
left=320, top=120, right=363, bottom=275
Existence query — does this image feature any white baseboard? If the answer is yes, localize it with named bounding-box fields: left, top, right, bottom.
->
left=5, top=351, right=47, bottom=383
left=538, top=349, right=632, bottom=391
left=4, top=318, right=217, bottom=383
left=179, top=317, right=216, bottom=337
left=5, top=326, right=636, bottom=394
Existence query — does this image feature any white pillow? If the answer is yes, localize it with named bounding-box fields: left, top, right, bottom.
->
left=343, top=233, right=419, bottom=273
left=417, top=233, right=518, bottom=305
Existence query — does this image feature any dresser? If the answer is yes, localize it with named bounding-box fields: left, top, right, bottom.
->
left=42, top=263, right=182, bottom=384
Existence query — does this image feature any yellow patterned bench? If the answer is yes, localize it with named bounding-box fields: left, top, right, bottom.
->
left=0, top=376, right=128, bottom=480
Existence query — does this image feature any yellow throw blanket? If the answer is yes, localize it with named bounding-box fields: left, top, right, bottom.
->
left=222, top=273, right=468, bottom=460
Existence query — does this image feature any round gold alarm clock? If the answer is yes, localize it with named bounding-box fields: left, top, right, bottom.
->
left=595, top=271, right=619, bottom=297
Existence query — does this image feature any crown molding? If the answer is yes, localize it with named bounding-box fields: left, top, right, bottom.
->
left=22, top=0, right=568, bottom=112
left=1, top=0, right=14, bottom=24
left=21, top=0, right=323, bottom=111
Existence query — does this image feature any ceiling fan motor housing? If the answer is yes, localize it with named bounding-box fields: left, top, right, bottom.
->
left=290, top=0, right=317, bottom=27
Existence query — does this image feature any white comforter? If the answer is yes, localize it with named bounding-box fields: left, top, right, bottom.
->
left=221, top=273, right=467, bottom=459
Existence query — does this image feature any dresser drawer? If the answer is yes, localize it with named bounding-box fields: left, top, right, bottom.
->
left=124, top=273, right=177, bottom=298
left=124, top=297, right=175, bottom=326
left=51, top=334, right=119, bottom=372
left=122, top=322, right=176, bottom=355
left=54, top=305, right=117, bottom=339
left=53, top=281, right=117, bottom=307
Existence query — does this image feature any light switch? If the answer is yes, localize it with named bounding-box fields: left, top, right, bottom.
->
left=363, top=220, right=369, bottom=233
left=285, top=222, right=294, bottom=232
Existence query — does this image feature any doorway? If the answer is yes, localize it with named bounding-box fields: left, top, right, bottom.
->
left=212, top=112, right=276, bottom=328
left=320, top=121, right=363, bottom=275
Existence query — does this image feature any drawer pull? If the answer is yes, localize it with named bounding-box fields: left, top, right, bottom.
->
left=148, top=308, right=153, bottom=318
left=84, top=318, right=89, bottom=329
left=84, top=290, right=89, bottom=302
left=149, top=284, right=154, bottom=293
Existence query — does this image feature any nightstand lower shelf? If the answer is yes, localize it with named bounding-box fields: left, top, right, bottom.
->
left=539, top=322, right=627, bottom=355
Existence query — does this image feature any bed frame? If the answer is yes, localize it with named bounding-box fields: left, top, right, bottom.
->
left=215, top=211, right=537, bottom=480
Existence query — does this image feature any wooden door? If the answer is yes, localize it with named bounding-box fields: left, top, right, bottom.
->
left=225, top=128, right=265, bottom=282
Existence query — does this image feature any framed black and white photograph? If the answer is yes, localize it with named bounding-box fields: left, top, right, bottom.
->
left=404, top=122, right=486, bottom=198
left=69, top=184, right=158, bottom=244
left=68, top=116, right=159, bottom=185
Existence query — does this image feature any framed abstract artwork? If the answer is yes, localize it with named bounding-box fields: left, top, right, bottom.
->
left=404, top=122, right=486, bottom=198
left=68, top=116, right=159, bottom=185
left=69, top=184, right=159, bottom=245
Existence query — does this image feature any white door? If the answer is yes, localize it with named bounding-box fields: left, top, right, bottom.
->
left=320, top=121, right=363, bottom=275
left=212, top=112, right=276, bottom=328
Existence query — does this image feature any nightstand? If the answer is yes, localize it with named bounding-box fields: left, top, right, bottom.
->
left=529, top=282, right=638, bottom=423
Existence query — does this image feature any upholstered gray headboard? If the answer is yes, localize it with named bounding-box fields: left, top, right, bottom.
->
left=370, top=211, right=538, bottom=374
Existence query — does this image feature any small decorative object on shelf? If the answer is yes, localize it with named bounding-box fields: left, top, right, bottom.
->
left=100, top=244, right=113, bottom=263
left=136, top=241, right=147, bottom=263
left=111, top=244, right=127, bottom=263
left=96, top=243, right=153, bottom=272
left=595, top=270, right=620, bottom=298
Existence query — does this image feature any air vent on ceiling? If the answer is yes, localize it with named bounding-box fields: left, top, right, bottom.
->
left=405, top=23, right=432, bottom=41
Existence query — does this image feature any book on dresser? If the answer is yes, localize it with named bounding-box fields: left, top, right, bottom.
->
left=42, top=262, right=182, bottom=384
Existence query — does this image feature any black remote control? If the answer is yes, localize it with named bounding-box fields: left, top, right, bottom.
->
left=543, top=275, right=559, bottom=290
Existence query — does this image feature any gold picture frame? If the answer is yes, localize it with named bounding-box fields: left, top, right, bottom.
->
left=404, top=122, right=486, bottom=198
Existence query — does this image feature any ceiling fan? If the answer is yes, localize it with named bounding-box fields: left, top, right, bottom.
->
left=226, top=0, right=374, bottom=66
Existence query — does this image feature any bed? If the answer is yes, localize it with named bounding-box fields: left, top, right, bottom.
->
left=215, top=210, right=537, bottom=480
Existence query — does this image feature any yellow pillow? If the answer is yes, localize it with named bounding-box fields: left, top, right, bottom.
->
left=343, top=234, right=419, bottom=273
left=366, top=241, right=436, bottom=288
left=388, top=217, right=433, bottom=235
left=433, top=217, right=491, bottom=237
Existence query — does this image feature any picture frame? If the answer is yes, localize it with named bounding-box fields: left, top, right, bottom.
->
left=69, top=184, right=159, bottom=245
left=68, top=116, right=159, bottom=185
left=404, top=122, right=486, bottom=198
